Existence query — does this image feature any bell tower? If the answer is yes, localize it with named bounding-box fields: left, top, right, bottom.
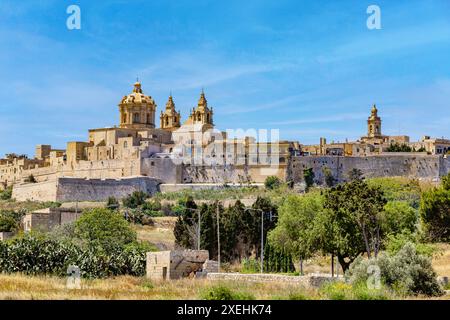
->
left=160, top=95, right=181, bottom=131
left=367, top=104, right=382, bottom=138
left=185, top=90, right=214, bottom=128
left=119, top=81, right=156, bottom=129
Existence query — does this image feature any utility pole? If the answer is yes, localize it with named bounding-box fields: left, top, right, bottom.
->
left=197, top=209, right=201, bottom=251
left=260, top=209, right=264, bottom=274
left=216, top=203, right=220, bottom=272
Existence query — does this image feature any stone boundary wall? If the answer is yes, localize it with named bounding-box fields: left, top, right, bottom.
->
left=206, top=273, right=343, bottom=288
left=13, top=176, right=161, bottom=202
left=288, top=154, right=449, bottom=184
left=12, top=179, right=58, bottom=202
left=56, top=177, right=161, bottom=202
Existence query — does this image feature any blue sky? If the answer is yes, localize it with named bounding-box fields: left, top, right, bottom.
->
left=0, top=0, right=449, bottom=156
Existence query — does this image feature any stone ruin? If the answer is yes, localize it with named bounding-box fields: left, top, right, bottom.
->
left=146, top=250, right=219, bottom=280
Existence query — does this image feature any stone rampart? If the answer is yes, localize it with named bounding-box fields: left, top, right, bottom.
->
left=288, top=154, right=448, bottom=184
left=13, top=176, right=160, bottom=202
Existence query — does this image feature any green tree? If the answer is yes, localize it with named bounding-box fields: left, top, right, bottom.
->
left=173, top=196, right=199, bottom=249
left=269, top=193, right=322, bottom=273
left=122, top=191, right=148, bottom=209
left=386, top=143, right=413, bottom=152
left=73, top=208, right=137, bottom=252
left=381, top=201, right=418, bottom=235
left=322, top=167, right=335, bottom=187
left=347, top=168, right=364, bottom=181
left=420, top=188, right=450, bottom=242
left=303, top=168, right=315, bottom=191
left=264, top=176, right=281, bottom=190
left=0, top=187, right=12, bottom=200
left=321, top=180, right=387, bottom=270
left=105, top=196, right=120, bottom=210
left=442, top=172, right=450, bottom=191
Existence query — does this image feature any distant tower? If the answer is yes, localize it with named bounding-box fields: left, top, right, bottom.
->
left=160, top=94, right=181, bottom=131
left=118, top=81, right=156, bottom=129
left=185, top=90, right=214, bottom=127
left=367, top=104, right=382, bottom=138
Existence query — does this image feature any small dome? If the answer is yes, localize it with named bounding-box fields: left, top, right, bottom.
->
left=120, top=82, right=155, bottom=105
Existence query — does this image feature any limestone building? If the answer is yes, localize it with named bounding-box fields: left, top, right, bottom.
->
left=2, top=81, right=299, bottom=200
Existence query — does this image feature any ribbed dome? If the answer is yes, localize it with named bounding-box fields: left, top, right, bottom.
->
left=120, top=82, right=155, bottom=105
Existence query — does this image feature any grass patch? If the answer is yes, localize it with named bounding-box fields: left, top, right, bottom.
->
left=201, top=284, right=255, bottom=300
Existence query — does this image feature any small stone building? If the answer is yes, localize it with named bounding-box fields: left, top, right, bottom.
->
left=22, top=207, right=83, bottom=232
left=0, top=232, right=15, bottom=241
left=146, top=250, right=212, bottom=280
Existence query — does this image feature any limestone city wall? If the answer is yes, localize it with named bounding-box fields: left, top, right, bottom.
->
left=288, top=154, right=448, bottom=184
left=13, top=176, right=160, bottom=202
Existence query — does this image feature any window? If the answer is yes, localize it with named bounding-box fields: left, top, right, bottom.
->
left=124, top=141, right=128, bottom=148
left=122, top=113, right=127, bottom=123
left=133, top=113, right=140, bottom=123
left=147, top=114, right=151, bottom=124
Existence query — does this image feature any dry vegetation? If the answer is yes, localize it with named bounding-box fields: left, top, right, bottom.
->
left=0, top=273, right=319, bottom=300
left=134, top=217, right=177, bottom=250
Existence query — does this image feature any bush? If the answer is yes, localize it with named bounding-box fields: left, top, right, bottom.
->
left=73, top=208, right=137, bottom=252
left=142, top=200, right=163, bottom=217
left=264, top=176, right=281, bottom=190
left=0, top=233, right=150, bottom=278
left=122, top=191, right=149, bottom=209
left=320, top=281, right=390, bottom=300
left=201, top=285, right=255, bottom=300
left=347, top=242, right=444, bottom=296
left=420, top=188, right=450, bottom=242
left=106, top=197, right=120, bottom=210
left=241, top=258, right=260, bottom=273
left=0, top=210, right=25, bottom=233
left=0, top=216, right=17, bottom=232
left=0, top=187, right=12, bottom=200
left=382, top=201, right=418, bottom=235
left=385, top=231, right=435, bottom=257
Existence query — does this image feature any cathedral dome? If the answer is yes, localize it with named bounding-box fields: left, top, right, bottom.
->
left=120, top=82, right=155, bottom=105
left=118, top=81, right=157, bottom=129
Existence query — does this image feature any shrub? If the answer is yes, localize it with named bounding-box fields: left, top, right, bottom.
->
left=0, top=216, right=17, bottom=232
left=320, top=281, right=390, bottom=300
left=106, top=197, right=120, bottom=210
left=0, top=233, right=150, bottom=278
left=241, top=258, right=260, bottom=273
left=73, top=208, right=137, bottom=252
left=0, top=187, right=12, bottom=200
left=122, top=191, right=149, bottom=209
left=264, top=176, right=281, bottom=190
left=385, top=231, right=435, bottom=257
left=201, top=285, right=255, bottom=300
left=142, top=200, right=164, bottom=217
left=0, top=210, right=25, bottom=233
left=420, top=188, right=450, bottom=242
left=382, top=201, right=418, bottom=235
left=347, top=242, right=444, bottom=296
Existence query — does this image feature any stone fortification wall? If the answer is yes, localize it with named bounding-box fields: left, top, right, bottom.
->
left=288, top=154, right=447, bottom=184
left=20, top=158, right=141, bottom=184
left=13, top=176, right=160, bottom=202
left=55, top=177, right=160, bottom=202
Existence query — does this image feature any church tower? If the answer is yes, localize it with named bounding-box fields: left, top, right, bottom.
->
left=160, top=95, right=181, bottom=131
left=184, top=90, right=214, bottom=128
left=118, top=81, right=156, bottom=129
left=367, top=104, right=382, bottom=138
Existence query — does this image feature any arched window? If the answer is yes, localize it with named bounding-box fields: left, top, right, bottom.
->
left=122, top=113, right=127, bottom=124
left=197, top=113, right=201, bottom=121
left=124, top=141, right=128, bottom=148
left=147, top=114, right=151, bottom=124
left=165, top=116, right=169, bottom=126
left=133, top=113, right=140, bottom=123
